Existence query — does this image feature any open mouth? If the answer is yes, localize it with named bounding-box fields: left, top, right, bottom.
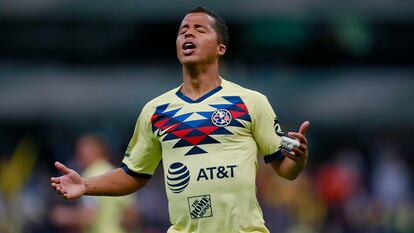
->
left=182, top=42, right=196, bottom=55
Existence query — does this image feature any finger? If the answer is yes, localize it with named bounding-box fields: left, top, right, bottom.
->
left=51, top=177, right=61, bottom=184
left=57, top=188, right=63, bottom=194
left=55, top=161, right=71, bottom=175
left=282, top=149, right=293, bottom=157
left=51, top=183, right=60, bottom=190
left=59, top=188, right=67, bottom=196
left=282, top=150, right=300, bottom=161
left=285, top=152, right=301, bottom=161
left=296, top=141, right=308, bottom=151
left=292, top=147, right=305, bottom=157
left=298, top=121, right=310, bottom=135
left=288, top=132, right=307, bottom=144
left=54, top=184, right=63, bottom=193
left=64, top=193, right=71, bottom=200
left=56, top=186, right=65, bottom=195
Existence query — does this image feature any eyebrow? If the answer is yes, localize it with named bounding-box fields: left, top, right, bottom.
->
left=179, top=24, right=208, bottom=30
left=179, top=24, right=189, bottom=30
left=195, top=24, right=208, bottom=29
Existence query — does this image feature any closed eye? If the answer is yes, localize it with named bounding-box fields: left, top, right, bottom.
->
left=178, top=25, right=189, bottom=35
left=195, top=25, right=207, bottom=33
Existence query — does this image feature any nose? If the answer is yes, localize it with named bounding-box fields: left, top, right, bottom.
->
left=184, top=29, right=195, bottom=39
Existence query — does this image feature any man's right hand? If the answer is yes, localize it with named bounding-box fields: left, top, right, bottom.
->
left=51, top=161, right=86, bottom=200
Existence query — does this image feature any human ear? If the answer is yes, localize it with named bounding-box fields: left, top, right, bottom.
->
left=217, top=44, right=226, bottom=56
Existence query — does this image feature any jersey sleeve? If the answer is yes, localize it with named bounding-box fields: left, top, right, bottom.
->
left=121, top=104, right=162, bottom=178
left=250, top=92, right=285, bottom=163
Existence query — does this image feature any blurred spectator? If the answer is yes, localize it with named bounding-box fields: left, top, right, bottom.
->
left=0, top=139, right=38, bottom=233
left=315, top=147, right=364, bottom=233
left=369, top=141, right=414, bottom=233
left=50, top=134, right=140, bottom=233
left=257, top=163, right=326, bottom=233
left=371, top=143, right=411, bottom=207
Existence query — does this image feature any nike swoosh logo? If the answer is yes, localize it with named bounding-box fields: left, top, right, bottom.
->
left=157, top=124, right=177, bottom=137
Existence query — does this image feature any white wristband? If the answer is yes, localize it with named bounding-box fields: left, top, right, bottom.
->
left=281, top=136, right=300, bottom=151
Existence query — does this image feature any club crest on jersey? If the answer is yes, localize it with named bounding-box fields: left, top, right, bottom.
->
left=211, top=109, right=232, bottom=127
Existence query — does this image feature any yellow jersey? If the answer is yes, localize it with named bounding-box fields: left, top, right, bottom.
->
left=122, top=78, right=285, bottom=233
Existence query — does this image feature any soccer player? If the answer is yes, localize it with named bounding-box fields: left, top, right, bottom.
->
left=51, top=6, right=310, bottom=233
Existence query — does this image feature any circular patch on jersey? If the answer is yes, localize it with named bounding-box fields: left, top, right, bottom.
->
left=166, top=162, right=190, bottom=193
left=211, top=109, right=232, bottom=127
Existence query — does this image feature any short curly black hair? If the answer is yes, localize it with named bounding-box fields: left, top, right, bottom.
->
left=187, top=6, right=229, bottom=47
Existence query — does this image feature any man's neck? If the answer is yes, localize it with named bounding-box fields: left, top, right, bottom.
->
left=180, top=63, right=221, bottom=101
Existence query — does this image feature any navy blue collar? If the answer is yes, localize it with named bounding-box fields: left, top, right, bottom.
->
left=176, top=85, right=223, bottom=103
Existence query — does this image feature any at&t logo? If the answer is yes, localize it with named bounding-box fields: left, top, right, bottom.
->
left=167, top=162, right=190, bottom=193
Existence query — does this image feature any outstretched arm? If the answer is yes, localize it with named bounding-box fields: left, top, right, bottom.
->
left=51, top=162, right=147, bottom=200
left=271, top=121, right=310, bottom=180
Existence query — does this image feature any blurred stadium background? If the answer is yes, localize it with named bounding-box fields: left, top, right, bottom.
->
left=0, top=1, right=413, bottom=233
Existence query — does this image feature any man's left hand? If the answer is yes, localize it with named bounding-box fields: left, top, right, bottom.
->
left=283, top=121, right=310, bottom=164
